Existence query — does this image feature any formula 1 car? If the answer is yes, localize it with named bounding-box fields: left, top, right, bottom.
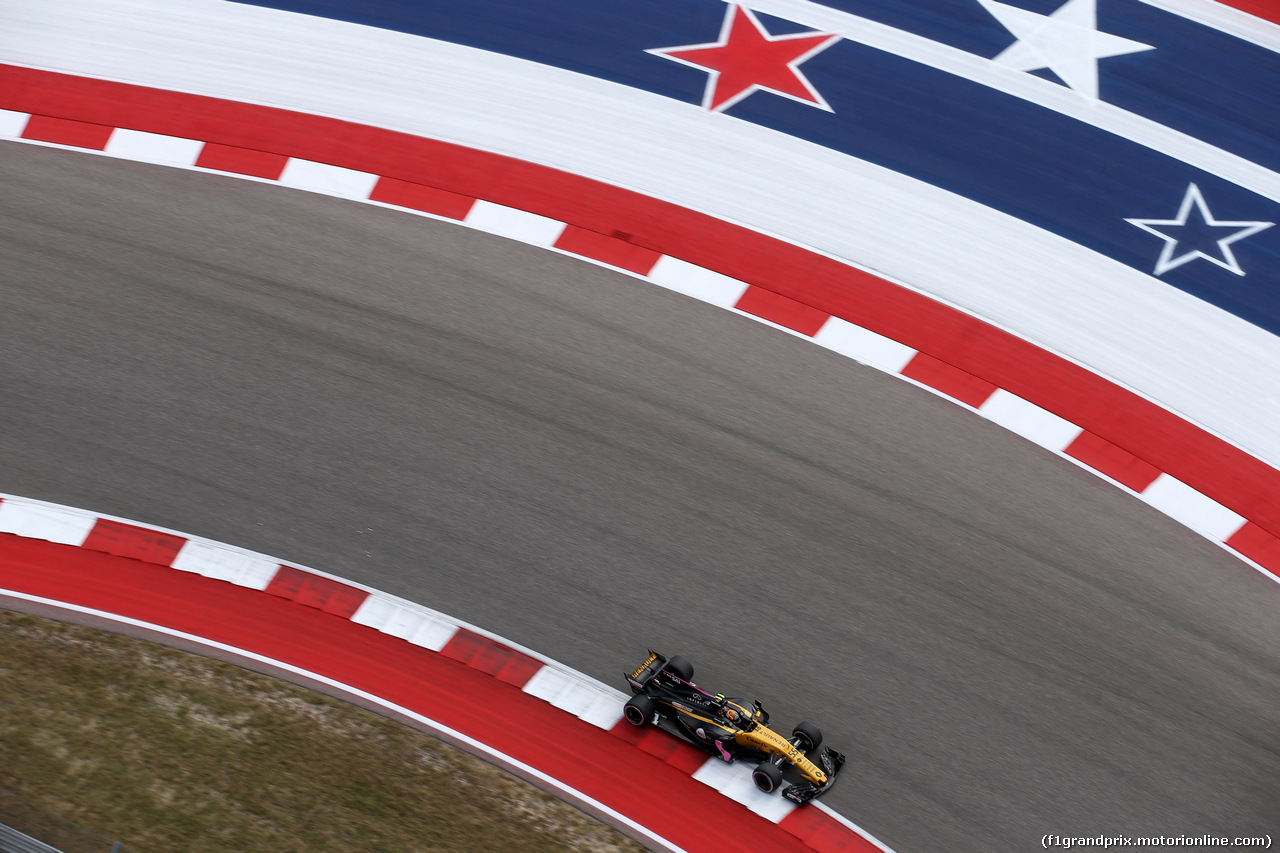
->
left=622, top=651, right=845, bottom=804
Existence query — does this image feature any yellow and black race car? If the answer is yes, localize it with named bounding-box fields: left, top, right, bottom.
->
left=623, top=651, right=845, bottom=804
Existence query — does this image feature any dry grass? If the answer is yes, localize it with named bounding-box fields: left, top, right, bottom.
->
left=0, top=610, right=647, bottom=853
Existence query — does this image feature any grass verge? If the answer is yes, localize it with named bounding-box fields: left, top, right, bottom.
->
left=0, top=609, right=646, bottom=853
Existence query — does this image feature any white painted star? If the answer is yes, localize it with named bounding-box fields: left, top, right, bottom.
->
left=1126, top=183, right=1274, bottom=276
left=977, top=0, right=1154, bottom=100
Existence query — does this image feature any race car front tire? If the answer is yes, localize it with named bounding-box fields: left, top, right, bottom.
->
left=792, top=721, right=823, bottom=753
left=623, top=695, right=656, bottom=727
left=752, top=761, right=784, bottom=794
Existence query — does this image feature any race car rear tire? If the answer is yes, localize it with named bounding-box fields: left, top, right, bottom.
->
left=663, top=655, right=694, bottom=681
left=623, top=695, right=656, bottom=727
left=793, top=721, right=823, bottom=753
left=752, top=761, right=784, bottom=794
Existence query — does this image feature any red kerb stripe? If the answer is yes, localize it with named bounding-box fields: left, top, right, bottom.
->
left=610, top=720, right=709, bottom=773
left=369, top=176, right=475, bottom=220
left=779, top=807, right=884, bottom=852
left=554, top=225, right=662, bottom=276
left=1227, top=0, right=1280, bottom=25
left=441, top=628, right=543, bottom=688
left=81, top=520, right=186, bottom=566
left=1065, top=432, right=1163, bottom=492
left=735, top=286, right=830, bottom=336
left=195, top=143, right=288, bottom=180
left=1226, top=523, right=1280, bottom=580
left=901, top=353, right=998, bottom=408
left=265, top=566, right=369, bottom=618
left=21, top=115, right=113, bottom=150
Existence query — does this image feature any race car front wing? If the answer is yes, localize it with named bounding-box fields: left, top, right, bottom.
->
left=782, top=746, right=846, bottom=804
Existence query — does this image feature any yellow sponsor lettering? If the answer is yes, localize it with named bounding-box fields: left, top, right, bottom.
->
left=630, top=653, right=658, bottom=679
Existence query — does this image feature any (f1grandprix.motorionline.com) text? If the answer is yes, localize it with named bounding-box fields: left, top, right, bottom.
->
left=1042, top=835, right=1272, bottom=849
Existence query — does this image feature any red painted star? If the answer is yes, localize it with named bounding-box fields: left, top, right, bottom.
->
left=649, top=5, right=841, bottom=113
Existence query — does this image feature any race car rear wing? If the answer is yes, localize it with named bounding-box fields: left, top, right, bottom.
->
left=625, top=650, right=666, bottom=692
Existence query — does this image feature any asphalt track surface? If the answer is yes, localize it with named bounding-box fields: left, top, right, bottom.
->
left=2, top=141, right=1278, bottom=851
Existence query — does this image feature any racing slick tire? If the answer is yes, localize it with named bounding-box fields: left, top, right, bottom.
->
left=623, top=695, right=656, bottom=727
left=752, top=761, right=784, bottom=794
left=792, top=721, right=823, bottom=753
left=664, top=655, right=694, bottom=681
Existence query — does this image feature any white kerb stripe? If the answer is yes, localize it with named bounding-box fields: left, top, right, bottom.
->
left=0, top=500, right=97, bottom=546
left=647, top=255, right=749, bottom=309
left=812, top=317, right=917, bottom=374
left=170, top=539, right=279, bottom=590
left=979, top=389, right=1084, bottom=452
left=691, top=759, right=797, bottom=823
left=577, top=694, right=627, bottom=730
left=103, top=128, right=204, bottom=167
left=351, top=594, right=461, bottom=651
left=279, top=158, right=380, bottom=200
left=465, top=201, right=567, bottom=247
left=523, top=666, right=627, bottom=730
left=0, top=110, right=31, bottom=139
left=1140, top=474, right=1248, bottom=541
